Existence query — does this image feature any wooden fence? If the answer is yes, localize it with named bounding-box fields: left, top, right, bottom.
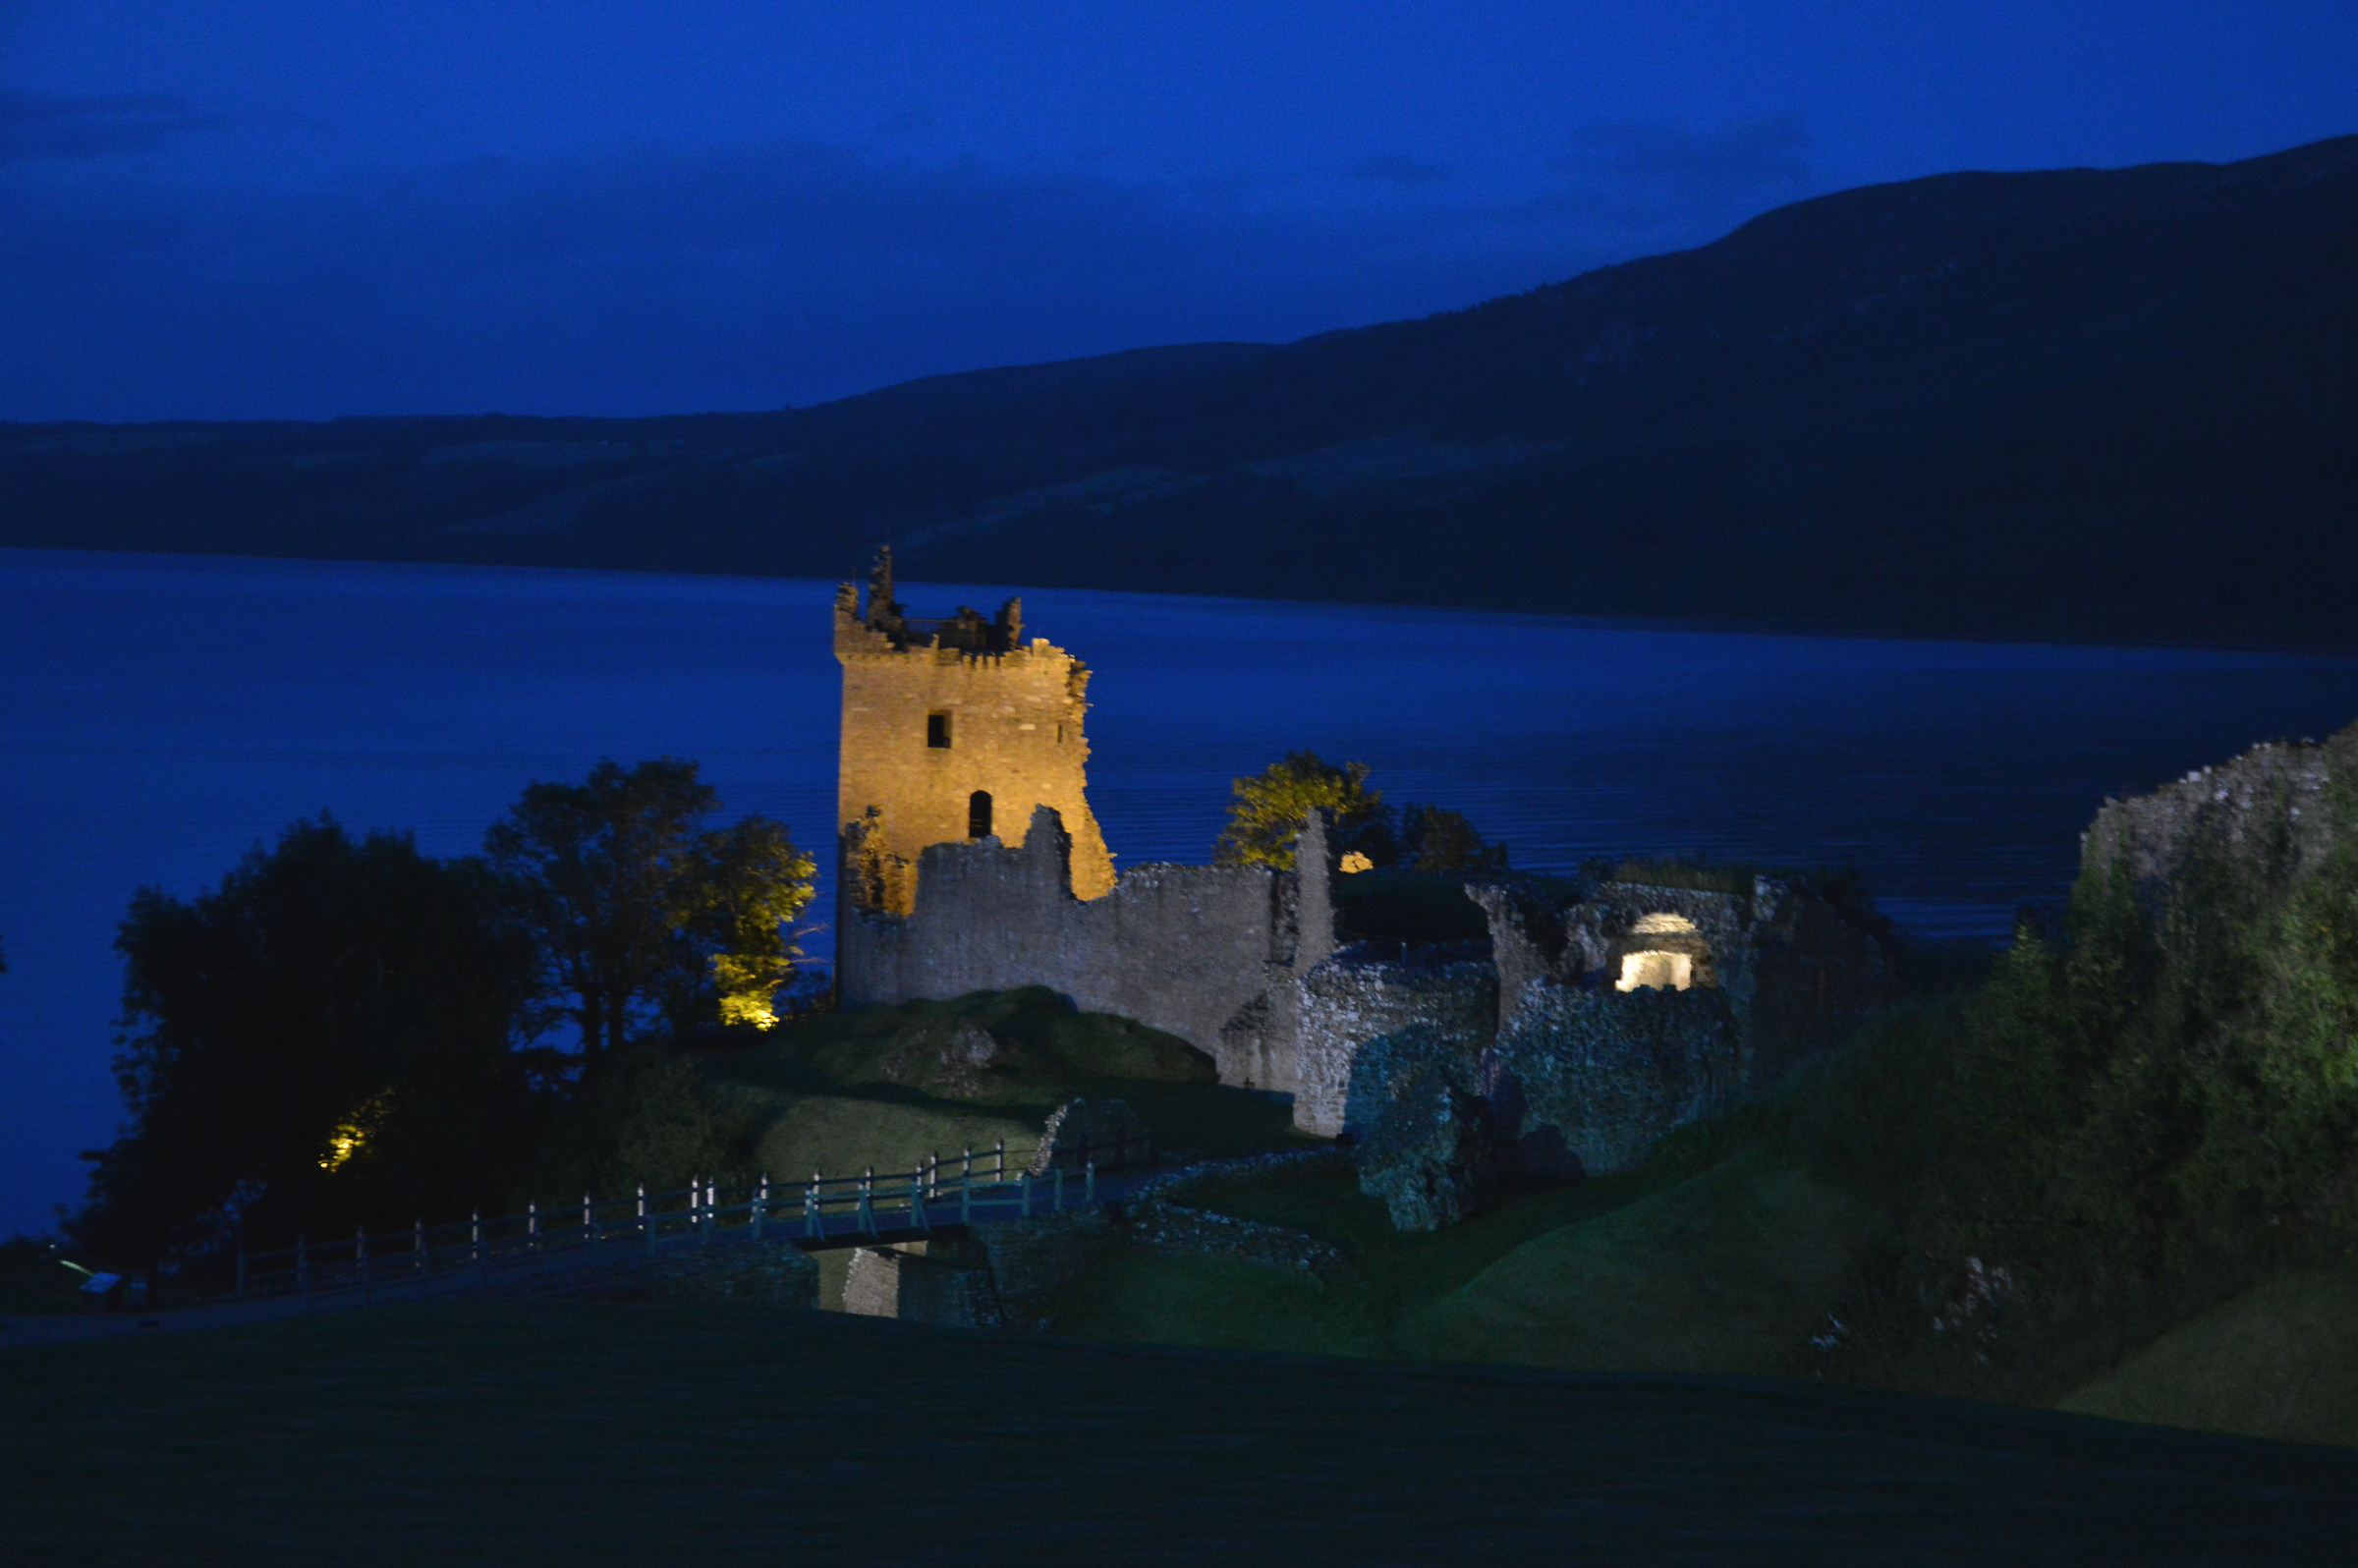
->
left=228, top=1130, right=1151, bottom=1305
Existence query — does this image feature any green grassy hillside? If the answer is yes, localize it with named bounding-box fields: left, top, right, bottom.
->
left=4, top=1300, right=2348, bottom=1562
left=0, top=1239, right=88, bottom=1316
left=1399, top=1153, right=1879, bottom=1373
left=2054, top=1269, right=2358, bottom=1448
left=701, top=987, right=1312, bottom=1182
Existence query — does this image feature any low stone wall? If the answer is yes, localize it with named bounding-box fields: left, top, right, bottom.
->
left=840, top=807, right=1329, bottom=1087
left=845, top=1240, right=1005, bottom=1328
left=973, top=1206, right=1119, bottom=1330
left=1294, top=949, right=1498, bottom=1137
left=1124, top=1149, right=1353, bottom=1280
left=1489, top=980, right=1742, bottom=1175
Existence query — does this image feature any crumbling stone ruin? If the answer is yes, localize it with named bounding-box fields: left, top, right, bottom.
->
left=832, top=560, right=1900, bottom=1227
left=2079, top=731, right=2347, bottom=919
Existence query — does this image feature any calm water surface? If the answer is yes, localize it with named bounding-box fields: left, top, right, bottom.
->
left=8, top=547, right=2358, bottom=1233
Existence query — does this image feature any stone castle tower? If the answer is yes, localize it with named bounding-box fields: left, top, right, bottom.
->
left=836, top=548, right=1116, bottom=915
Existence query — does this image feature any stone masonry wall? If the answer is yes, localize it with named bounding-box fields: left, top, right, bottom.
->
left=1293, top=948, right=1499, bottom=1137
left=1488, top=980, right=1744, bottom=1175
left=839, top=805, right=1324, bottom=1079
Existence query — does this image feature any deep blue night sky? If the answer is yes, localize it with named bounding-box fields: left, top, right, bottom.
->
left=3, top=1, right=2353, bottom=421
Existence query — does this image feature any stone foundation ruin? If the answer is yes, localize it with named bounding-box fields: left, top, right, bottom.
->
left=838, top=805, right=1898, bottom=1220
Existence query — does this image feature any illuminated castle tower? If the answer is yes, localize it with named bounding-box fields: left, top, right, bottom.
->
left=836, top=548, right=1116, bottom=915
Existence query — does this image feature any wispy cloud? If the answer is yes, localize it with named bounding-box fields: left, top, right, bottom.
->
left=0, top=88, right=225, bottom=164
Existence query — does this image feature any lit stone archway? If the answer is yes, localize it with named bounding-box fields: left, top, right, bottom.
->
left=1616, top=911, right=1702, bottom=991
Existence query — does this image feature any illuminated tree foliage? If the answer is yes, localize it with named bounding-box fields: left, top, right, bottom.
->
left=484, top=757, right=815, bottom=1054
left=1213, top=751, right=1398, bottom=869
left=691, top=815, right=819, bottom=1032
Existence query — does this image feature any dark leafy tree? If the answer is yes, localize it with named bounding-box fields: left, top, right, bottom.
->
left=484, top=757, right=815, bottom=1054
left=1399, top=805, right=1509, bottom=873
left=1213, top=751, right=1399, bottom=869
left=83, top=819, right=539, bottom=1263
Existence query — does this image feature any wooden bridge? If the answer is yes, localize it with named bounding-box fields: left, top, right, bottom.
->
left=225, top=1134, right=1155, bottom=1309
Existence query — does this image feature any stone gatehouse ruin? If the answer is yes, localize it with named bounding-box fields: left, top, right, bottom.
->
left=834, top=560, right=1899, bottom=1217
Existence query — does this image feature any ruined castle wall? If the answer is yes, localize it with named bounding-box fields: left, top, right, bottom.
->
left=1544, top=878, right=1896, bottom=1088
left=838, top=610, right=1114, bottom=911
left=838, top=806, right=1310, bottom=1075
left=1293, top=950, right=1498, bottom=1138
left=2080, top=736, right=2344, bottom=920
left=1467, top=883, right=1566, bottom=1030
left=1489, top=980, right=1743, bottom=1176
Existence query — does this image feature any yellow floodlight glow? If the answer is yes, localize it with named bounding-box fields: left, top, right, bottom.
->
left=320, top=1091, right=394, bottom=1172
left=1616, top=951, right=1695, bottom=991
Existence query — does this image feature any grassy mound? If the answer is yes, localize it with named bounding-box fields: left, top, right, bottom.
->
left=1043, top=1156, right=1711, bottom=1355
left=702, top=987, right=1313, bottom=1180
left=1398, top=1152, right=1880, bottom=1372
left=0, top=1239, right=88, bottom=1316
left=741, top=1093, right=1039, bottom=1186
left=724, top=985, right=1214, bottom=1100
left=2054, top=1269, right=2358, bottom=1447
left=1042, top=1145, right=1878, bottom=1380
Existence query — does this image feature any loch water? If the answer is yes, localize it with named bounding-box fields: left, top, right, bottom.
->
left=9, top=546, right=2358, bottom=1232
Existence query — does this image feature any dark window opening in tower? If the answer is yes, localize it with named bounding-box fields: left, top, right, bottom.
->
left=969, top=790, right=993, bottom=840
left=927, top=711, right=952, bottom=749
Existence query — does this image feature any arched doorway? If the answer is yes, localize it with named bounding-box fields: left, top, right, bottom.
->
left=968, top=790, right=993, bottom=840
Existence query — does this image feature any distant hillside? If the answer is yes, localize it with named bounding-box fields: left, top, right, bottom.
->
left=7, top=134, right=2358, bottom=647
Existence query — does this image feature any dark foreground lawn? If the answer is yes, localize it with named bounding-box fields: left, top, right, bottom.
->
left=2, top=1301, right=2348, bottom=1565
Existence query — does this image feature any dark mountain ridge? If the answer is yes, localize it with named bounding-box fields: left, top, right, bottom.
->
left=7, top=134, right=2358, bottom=647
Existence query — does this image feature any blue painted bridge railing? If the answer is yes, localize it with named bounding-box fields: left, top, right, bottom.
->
left=223, top=1132, right=1154, bottom=1307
